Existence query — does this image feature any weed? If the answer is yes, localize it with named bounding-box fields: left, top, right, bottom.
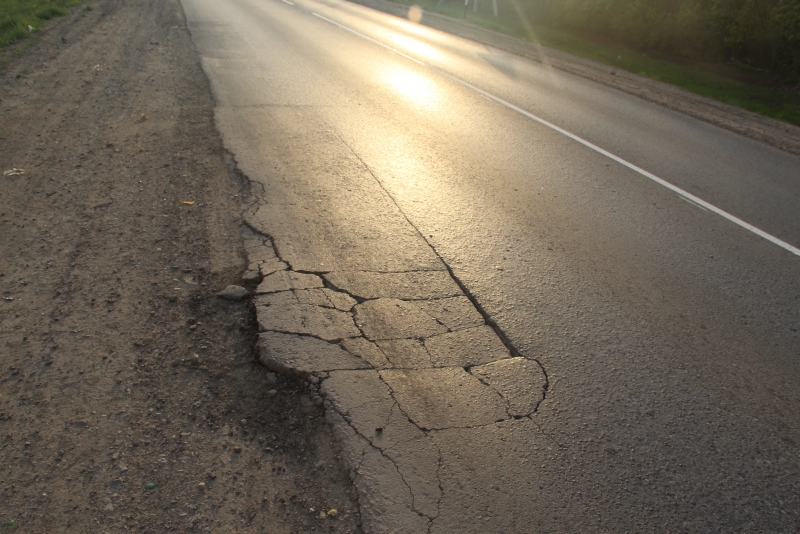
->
left=35, top=6, right=67, bottom=19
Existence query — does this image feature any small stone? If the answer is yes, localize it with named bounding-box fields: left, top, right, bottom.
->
left=242, top=271, right=262, bottom=284
left=266, top=389, right=278, bottom=397
left=233, top=445, right=242, bottom=453
left=319, top=511, right=327, bottom=519
left=197, top=482, right=206, bottom=491
left=216, top=285, right=249, bottom=301
left=312, top=395, right=323, bottom=406
left=327, top=508, right=338, bottom=518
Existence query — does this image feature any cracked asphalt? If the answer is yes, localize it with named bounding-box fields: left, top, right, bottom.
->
left=240, top=188, right=548, bottom=531
left=181, top=0, right=800, bottom=531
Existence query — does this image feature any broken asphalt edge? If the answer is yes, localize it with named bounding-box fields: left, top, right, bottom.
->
left=221, top=150, right=550, bottom=532
left=188, top=9, right=547, bottom=520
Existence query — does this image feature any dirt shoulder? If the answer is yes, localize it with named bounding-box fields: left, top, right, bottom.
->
left=0, top=0, right=360, bottom=532
left=350, top=0, right=800, bottom=158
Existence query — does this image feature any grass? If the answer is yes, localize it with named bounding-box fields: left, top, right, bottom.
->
left=0, top=0, right=81, bottom=47
left=398, top=0, right=800, bottom=126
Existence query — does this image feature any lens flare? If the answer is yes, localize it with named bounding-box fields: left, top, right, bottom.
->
left=408, top=4, right=422, bottom=23
left=380, top=65, right=440, bottom=109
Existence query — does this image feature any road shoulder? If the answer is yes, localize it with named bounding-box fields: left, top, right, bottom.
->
left=0, top=0, right=361, bottom=531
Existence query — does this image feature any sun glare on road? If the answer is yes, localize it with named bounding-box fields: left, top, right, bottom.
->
left=388, top=33, right=442, bottom=61
left=381, top=64, right=440, bottom=109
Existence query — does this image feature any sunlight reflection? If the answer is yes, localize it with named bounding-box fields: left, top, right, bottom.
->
left=380, top=64, right=440, bottom=109
left=388, top=33, right=443, bottom=61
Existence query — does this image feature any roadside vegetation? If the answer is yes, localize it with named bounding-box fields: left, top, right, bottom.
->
left=0, top=0, right=82, bottom=47
left=404, top=0, right=800, bottom=126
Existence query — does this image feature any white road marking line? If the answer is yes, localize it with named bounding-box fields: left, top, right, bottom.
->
left=312, top=12, right=800, bottom=258
left=679, top=195, right=709, bottom=212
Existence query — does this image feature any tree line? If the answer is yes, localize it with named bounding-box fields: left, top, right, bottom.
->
left=521, top=0, right=800, bottom=76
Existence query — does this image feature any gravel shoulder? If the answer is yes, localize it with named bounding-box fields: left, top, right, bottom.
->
left=0, top=0, right=360, bottom=531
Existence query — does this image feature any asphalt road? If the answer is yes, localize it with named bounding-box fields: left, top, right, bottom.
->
left=180, top=0, right=800, bottom=530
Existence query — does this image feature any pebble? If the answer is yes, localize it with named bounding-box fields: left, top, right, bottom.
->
left=198, top=482, right=206, bottom=491
left=216, top=285, right=249, bottom=301
left=312, top=395, right=323, bottom=406
left=266, top=389, right=278, bottom=397
left=241, top=270, right=262, bottom=284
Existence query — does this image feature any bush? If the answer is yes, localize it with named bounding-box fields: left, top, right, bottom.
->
left=520, top=0, right=800, bottom=75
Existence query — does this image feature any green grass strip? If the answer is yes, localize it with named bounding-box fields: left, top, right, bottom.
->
left=1, top=0, right=82, bottom=47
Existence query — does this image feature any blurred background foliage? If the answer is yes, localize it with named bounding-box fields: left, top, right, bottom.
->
left=523, top=0, right=800, bottom=76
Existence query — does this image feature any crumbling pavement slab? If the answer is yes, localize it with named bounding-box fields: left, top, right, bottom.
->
left=256, top=270, right=324, bottom=294
left=425, top=325, right=510, bottom=368
left=377, top=338, right=433, bottom=368
left=380, top=368, right=508, bottom=430
left=340, top=338, right=391, bottom=369
left=255, top=297, right=360, bottom=340
left=325, top=270, right=461, bottom=300
left=355, top=298, right=448, bottom=340
left=323, top=371, right=442, bottom=520
left=417, top=296, right=485, bottom=331
left=326, top=409, right=432, bottom=533
left=471, top=357, right=547, bottom=417
left=258, top=332, right=371, bottom=377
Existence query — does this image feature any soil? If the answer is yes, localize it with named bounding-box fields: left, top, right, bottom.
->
left=0, top=0, right=361, bottom=532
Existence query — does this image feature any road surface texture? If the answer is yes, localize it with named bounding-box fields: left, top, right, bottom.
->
left=0, top=0, right=361, bottom=531
left=181, top=0, right=800, bottom=532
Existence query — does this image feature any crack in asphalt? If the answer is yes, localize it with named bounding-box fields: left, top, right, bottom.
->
left=326, top=127, right=552, bottom=412
left=238, top=136, right=550, bottom=530
left=329, top=398, right=435, bottom=526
